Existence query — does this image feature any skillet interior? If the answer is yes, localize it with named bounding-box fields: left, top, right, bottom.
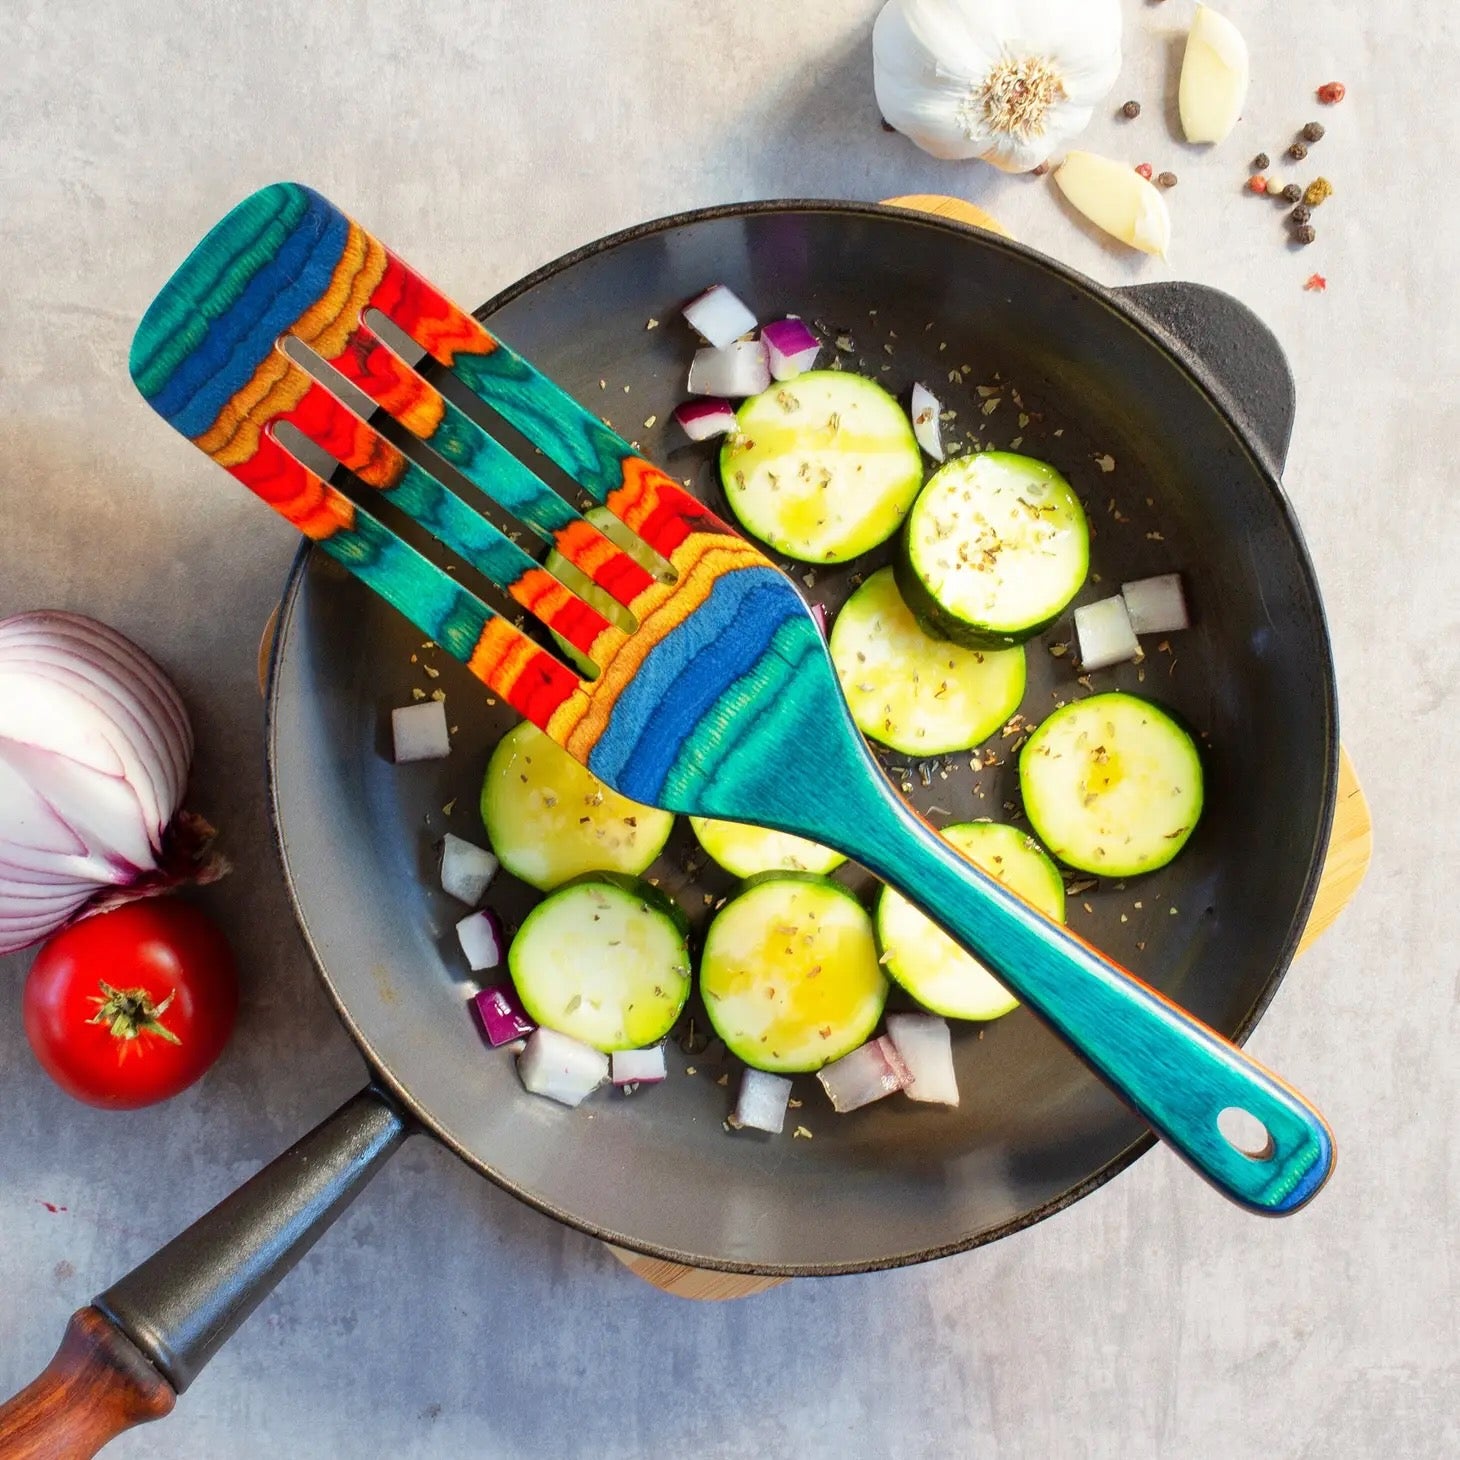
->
left=267, top=203, right=1336, bottom=1273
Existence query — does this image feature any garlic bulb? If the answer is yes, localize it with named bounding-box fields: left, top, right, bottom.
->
left=873, top=0, right=1124, bottom=174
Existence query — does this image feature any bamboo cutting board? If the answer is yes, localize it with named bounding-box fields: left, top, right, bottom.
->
left=256, top=193, right=1373, bottom=1300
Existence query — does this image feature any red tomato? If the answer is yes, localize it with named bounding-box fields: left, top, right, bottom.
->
left=23, top=898, right=238, bottom=1109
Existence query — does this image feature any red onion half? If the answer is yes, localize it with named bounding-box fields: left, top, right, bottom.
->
left=0, top=611, right=222, bottom=954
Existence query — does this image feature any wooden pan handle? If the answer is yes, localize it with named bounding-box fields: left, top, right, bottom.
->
left=0, top=1307, right=175, bottom=1458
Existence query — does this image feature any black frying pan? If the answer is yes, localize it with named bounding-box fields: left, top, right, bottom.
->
left=0, top=202, right=1336, bottom=1451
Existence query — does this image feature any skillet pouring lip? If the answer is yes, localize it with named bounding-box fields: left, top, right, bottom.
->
left=265, top=198, right=1339, bottom=1276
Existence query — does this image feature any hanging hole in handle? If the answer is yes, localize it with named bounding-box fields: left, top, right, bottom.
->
left=1217, top=1106, right=1276, bottom=1161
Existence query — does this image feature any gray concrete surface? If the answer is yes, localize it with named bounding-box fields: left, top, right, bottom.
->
left=1, top=2, right=1455, bottom=1456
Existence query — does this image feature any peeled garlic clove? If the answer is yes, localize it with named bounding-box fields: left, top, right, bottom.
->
left=1054, top=151, right=1171, bottom=257
left=1179, top=5, right=1249, bottom=144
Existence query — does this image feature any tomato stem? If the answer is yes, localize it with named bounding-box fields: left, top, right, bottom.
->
left=86, top=981, right=182, bottom=1045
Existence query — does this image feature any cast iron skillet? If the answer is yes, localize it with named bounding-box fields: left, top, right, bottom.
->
left=0, top=202, right=1336, bottom=1446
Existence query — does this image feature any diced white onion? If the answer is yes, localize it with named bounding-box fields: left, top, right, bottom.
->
left=885, top=1013, right=959, bottom=1106
left=817, top=1036, right=910, bottom=1113
left=455, top=908, right=504, bottom=971
left=1074, top=595, right=1140, bottom=671
left=910, top=382, right=945, bottom=461
left=391, top=700, right=450, bottom=762
left=683, top=284, right=758, bottom=349
left=1121, top=573, right=1189, bottom=635
left=611, top=1046, right=668, bottom=1085
left=732, top=1068, right=793, bottom=1133
left=687, top=341, right=771, bottom=399
left=517, top=1027, right=608, bottom=1107
left=440, top=833, right=498, bottom=906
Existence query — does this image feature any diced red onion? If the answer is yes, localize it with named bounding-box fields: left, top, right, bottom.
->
left=472, top=984, right=535, bottom=1046
left=517, top=1027, right=608, bottom=1107
left=392, top=700, right=450, bottom=762
left=885, top=1014, right=959, bottom=1106
left=440, top=833, right=498, bottom=906
left=1074, top=595, right=1140, bottom=671
left=817, top=1036, right=911, bottom=1113
left=673, top=397, right=738, bottom=442
left=732, top=1068, right=793, bottom=1133
left=760, top=317, right=821, bottom=381
left=687, top=341, right=771, bottom=399
left=682, top=284, right=758, bottom=349
left=611, top=1046, right=667, bottom=1085
left=455, top=907, right=505, bottom=972
left=910, top=382, right=945, bottom=461
left=0, top=611, right=220, bottom=954
left=1121, top=573, right=1189, bottom=635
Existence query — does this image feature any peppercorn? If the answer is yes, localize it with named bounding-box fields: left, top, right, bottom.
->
left=1252, top=152, right=1270, bottom=170
left=1290, top=205, right=1312, bottom=225
left=1135, top=162, right=1154, bottom=180
left=1157, top=171, right=1177, bottom=188
left=1282, top=184, right=1302, bottom=203
left=1266, top=177, right=1287, bottom=197
left=1302, top=121, right=1325, bottom=142
left=1304, top=176, right=1333, bottom=207
left=1317, top=81, right=1346, bottom=104
left=1248, top=175, right=1268, bottom=194
left=880, top=116, right=896, bottom=132
left=1295, top=224, right=1316, bottom=244
left=1287, top=142, right=1308, bottom=161
left=1121, top=100, right=1141, bottom=118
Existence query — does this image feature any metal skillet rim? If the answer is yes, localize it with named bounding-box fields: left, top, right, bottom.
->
left=265, top=198, right=1340, bottom=1277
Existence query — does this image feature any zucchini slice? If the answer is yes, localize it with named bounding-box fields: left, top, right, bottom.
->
left=876, top=822, right=1065, bottom=1021
left=719, top=372, right=924, bottom=563
left=509, top=874, right=691, bottom=1051
left=689, top=816, right=845, bottom=879
left=1019, top=693, right=1203, bottom=876
left=896, top=451, right=1089, bottom=648
left=700, top=874, right=887, bottom=1073
left=829, top=566, right=1026, bottom=755
left=480, top=721, right=674, bottom=891
left=543, top=505, right=661, bottom=678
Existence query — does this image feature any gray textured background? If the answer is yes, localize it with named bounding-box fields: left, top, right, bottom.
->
left=2, top=2, right=1455, bottom=1456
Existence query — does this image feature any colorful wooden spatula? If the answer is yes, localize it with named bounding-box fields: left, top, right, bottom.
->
left=130, top=183, right=1333, bottom=1213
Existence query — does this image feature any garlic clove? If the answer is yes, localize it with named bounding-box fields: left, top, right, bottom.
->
left=1053, top=151, right=1171, bottom=258
left=1179, top=5, right=1250, bottom=145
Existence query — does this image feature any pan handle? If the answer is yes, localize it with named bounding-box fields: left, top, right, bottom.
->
left=0, top=1085, right=408, bottom=1457
left=1115, top=281, right=1297, bottom=472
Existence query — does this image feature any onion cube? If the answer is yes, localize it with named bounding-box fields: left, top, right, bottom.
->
left=473, top=984, right=535, bottom=1046
left=817, top=1037, right=910, bottom=1113
left=1121, top=573, right=1189, bottom=635
left=683, top=284, right=757, bottom=349
left=673, top=397, right=737, bottom=442
left=732, top=1068, right=793, bottom=1134
left=885, top=1014, right=959, bottom=1106
left=910, top=382, right=945, bottom=461
left=455, top=908, right=505, bottom=972
left=391, top=700, right=450, bottom=762
left=1074, top=595, right=1140, bottom=671
left=440, top=833, right=499, bottom=906
left=611, top=1046, right=667, bottom=1086
left=518, top=1027, right=608, bottom=1107
left=760, top=317, right=822, bottom=381
left=687, top=341, right=771, bottom=399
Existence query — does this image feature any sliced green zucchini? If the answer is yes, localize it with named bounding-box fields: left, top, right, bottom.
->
left=689, top=816, right=845, bottom=879
left=876, top=822, right=1065, bottom=1021
left=719, top=372, right=923, bottom=563
left=1019, top=693, right=1203, bottom=876
left=828, top=566, right=1026, bottom=755
left=543, top=505, right=661, bottom=678
left=480, top=721, right=673, bottom=891
left=896, top=451, right=1089, bottom=648
left=700, top=873, right=887, bottom=1073
left=509, top=873, right=691, bottom=1051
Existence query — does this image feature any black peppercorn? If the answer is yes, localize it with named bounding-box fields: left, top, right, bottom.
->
left=1301, top=121, right=1325, bottom=142
left=1295, top=224, right=1316, bottom=244
left=1156, top=171, right=1177, bottom=188
left=880, top=116, right=896, bottom=132
left=1253, top=152, right=1270, bottom=170
left=1121, top=99, right=1141, bottom=118
left=1288, top=142, right=1308, bottom=161
left=1281, top=184, right=1302, bottom=203
left=1290, top=204, right=1311, bottom=225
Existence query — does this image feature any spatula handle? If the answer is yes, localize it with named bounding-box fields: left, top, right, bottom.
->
left=854, top=798, right=1333, bottom=1213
